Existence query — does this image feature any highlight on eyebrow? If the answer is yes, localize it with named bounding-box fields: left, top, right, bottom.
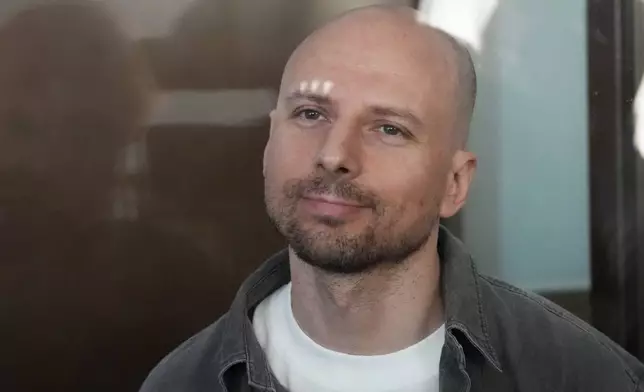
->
left=298, top=81, right=308, bottom=93
left=310, top=79, right=321, bottom=93
left=322, top=81, right=334, bottom=95
left=293, top=79, right=335, bottom=96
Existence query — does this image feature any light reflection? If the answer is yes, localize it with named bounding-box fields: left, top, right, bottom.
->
left=416, top=0, right=498, bottom=52
left=634, top=79, right=644, bottom=159
left=636, top=0, right=644, bottom=159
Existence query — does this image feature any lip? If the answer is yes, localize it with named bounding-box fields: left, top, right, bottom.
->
left=301, top=194, right=363, bottom=207
left=299, top=194, right=367, bottom=220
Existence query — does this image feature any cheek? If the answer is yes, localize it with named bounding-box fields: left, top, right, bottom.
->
left=264, top=145, right=308, bottom=206
left=368, top=162, right=443, bottom=213
left=265, top=129, right=318, bottom=181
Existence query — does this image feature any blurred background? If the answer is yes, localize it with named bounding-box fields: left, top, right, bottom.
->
left=0, top=0, right=641, bottom=390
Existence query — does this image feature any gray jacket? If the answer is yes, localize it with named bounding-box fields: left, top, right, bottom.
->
left=140, top=228, right=644, bottom=391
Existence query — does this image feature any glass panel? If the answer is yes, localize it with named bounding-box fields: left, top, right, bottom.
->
left=0, top=1, right=413, bottom=391
left=420, top=0, right=591, bottom=295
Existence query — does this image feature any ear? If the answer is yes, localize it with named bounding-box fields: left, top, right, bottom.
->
left=439, top=150, right=477, bottom=218
left=263, top=109, right=277, bottom=178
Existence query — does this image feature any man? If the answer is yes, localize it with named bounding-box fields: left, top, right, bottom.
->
left=140, top=5, right=644, bottom=392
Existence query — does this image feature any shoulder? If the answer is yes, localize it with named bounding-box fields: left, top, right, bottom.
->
left=477, top=275, right=644, bottom=390
left=139, top=314, right=230, bottom=392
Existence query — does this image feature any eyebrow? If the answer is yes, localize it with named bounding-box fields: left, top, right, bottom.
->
left=284, top=91, right=333, bottom=107
left=369, top=106, right=422, bottom=127
left=283, top=91, right=422, bottom=126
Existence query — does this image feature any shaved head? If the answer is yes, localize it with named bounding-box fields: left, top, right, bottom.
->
left=432, top=28, right=477, bottom=146
left=281, top=5, right=477, bottom=147
left=264, top=5, right=478, bottom=274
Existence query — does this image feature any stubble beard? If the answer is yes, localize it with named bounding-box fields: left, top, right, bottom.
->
left=265, top=177, right=438, bottom=275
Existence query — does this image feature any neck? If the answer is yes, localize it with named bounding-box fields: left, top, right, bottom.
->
left=289, top=229, right=444, bottom=356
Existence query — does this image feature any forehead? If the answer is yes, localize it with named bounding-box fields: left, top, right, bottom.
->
left=280, top=48, right=454, bottom=117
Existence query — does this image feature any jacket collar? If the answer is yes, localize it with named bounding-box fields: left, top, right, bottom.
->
left=218, top=226, right=503, bottom=390
left=438, top=227, right=503, bottom=371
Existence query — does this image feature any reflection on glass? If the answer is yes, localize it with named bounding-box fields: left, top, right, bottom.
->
left=635, top=79, right=644, bottom=159
left=0, top=1, right=414, bottom=391
left=420, top=0, right=591, bottom=295
left=417, top=0, right=497, bottom=52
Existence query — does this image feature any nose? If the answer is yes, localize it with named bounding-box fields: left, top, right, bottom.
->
left=315, top=123, right=362, bottom=179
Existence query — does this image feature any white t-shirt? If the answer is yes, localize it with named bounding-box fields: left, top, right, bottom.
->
left=253, top=283, right=445, bottom=392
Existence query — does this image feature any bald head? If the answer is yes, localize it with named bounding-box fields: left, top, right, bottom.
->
left=265, top=5, right=479, bottom=274
left=280, top=5, right=476, bottom=147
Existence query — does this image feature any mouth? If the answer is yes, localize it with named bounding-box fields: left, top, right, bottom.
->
left=299, top=193, right=368, bottom=220
left=301, top=193, right=364, bottom=207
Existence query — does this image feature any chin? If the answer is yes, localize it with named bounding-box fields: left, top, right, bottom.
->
left=292, top=244, right=384, bottom=275
left=298, top=212, right=372, bottom=233
left=289, top=229, right=401, bottom=275
left=288, top=224, right=434, bottom=276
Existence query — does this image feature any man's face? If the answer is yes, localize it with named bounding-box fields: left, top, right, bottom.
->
left=264, top=37, right=459, bottom=274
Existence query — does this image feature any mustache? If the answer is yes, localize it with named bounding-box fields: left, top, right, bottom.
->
left=284, top=175, right=379, bottom=208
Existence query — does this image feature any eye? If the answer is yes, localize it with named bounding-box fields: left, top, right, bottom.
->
left=378, top=124, right=404, bottom=137
left=295, top=108, right=325, bottom=122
